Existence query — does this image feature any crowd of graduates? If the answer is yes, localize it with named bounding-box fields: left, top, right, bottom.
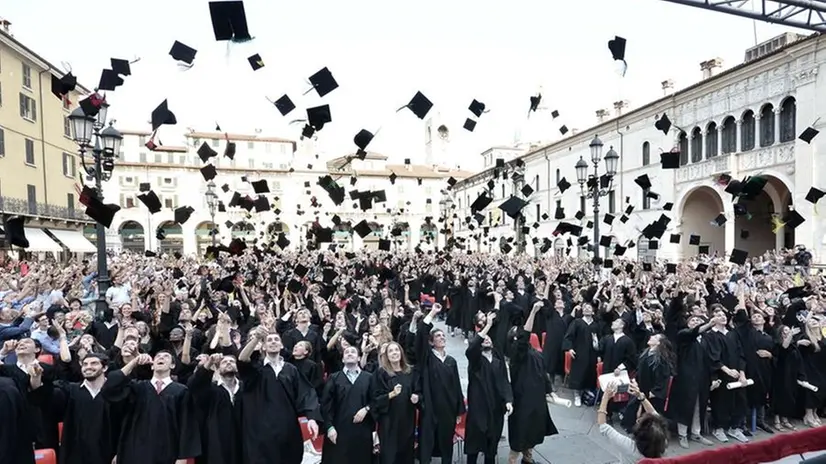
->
left=0, top=245, right=824, bottom=464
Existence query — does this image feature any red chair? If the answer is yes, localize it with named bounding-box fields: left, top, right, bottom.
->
left=453, top=400, right=468, bottom=460
left=529, top=333, right=542, bottom=351
left=58, top=422, right=63, bottom=444
left=563, top=351, right=572, bottom=386
left=541, top=332, right=547, bottom=347
left=663, top=377, right=674, bottom=412
left=37, top=354, right=54, bottom=365
left=299, top=416, right=324, bottom=453
left=596, top=362, right=630, bottom=404
left=34, top=449, right=56, bottom=464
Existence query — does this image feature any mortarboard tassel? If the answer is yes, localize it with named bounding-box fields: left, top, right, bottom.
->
left=771, top=216, right=785, bottom=234
left=793, top=273, right=804, bottom=287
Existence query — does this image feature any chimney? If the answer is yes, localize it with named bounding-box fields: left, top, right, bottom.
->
left=661, top=79, right=675, bottom=96
left=700, top=58, right=723, bottom=79
left=596, top=109, right=610, bottom=123
left=613, top=100, right=629, bottom=117
left=0, top=19, right=10, bottom=35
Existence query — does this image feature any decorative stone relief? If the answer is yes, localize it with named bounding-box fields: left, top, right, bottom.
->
left=790, top=67, right=819, bottom=87
left=675, top=154, right=731, bottom=184
left=737, top=143, right=795, bottom=172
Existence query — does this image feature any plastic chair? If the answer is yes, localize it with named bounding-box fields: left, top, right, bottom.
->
left=298, top=416, right=324, bottom=453
left=453, top=400, right=468, bottom=463
left=37, top=354, right=54, bottom=365
left=529, top=333, right=542, bottom=351
left=563, top=351, right=572, bottom=386
left=34, top=449, right=56, bottom=464
left=58, top=422, right=63, bottom=444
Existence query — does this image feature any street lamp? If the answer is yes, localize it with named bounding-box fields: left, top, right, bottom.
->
left=68, top=99, right=122, bottom=316
left=438, top=193, right=454, bottom=250
left=205, top=180, right=218, bottom=247
left=575, top=135, right=619, bottom=264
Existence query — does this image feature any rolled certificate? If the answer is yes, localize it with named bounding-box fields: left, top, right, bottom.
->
left=726, top=379, right=754, bottom=390
left=547, top=393, right=573, bottom=408
left=797, top=380, right=819, bottom=392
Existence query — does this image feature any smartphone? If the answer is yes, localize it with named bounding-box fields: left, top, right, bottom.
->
left=617, top=383, right=630, bottom=394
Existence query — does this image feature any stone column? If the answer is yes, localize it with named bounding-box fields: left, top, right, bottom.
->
left=716, top=125, right=722, bottom=157
left=408, top=222, right=421, bottom=251
left=700, top=129, right=707, bottom=161
left=724, top=203, right=736, bottom=257
left=774, top=107, right=782, bottom=144
left=735, top=119, right=742, bottom=153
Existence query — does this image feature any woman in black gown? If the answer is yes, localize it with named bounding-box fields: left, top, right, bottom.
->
left=371, top=341, right=418, bottom=464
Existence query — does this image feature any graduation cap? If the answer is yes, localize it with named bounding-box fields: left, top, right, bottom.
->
left=782, top=210, right=805, bottom=229
left=669, top=233, right=680, bottom=244
left=197, top=142, right=218, bottom=162
left=276, top=233, right=290, bottom=249
left=137, top=191, right=162, bottom=213
left=169, top=41, right=197, bottom=65
left=521, top=184, right=534, bottom=197
left=3, top=217, right=28, bottom=248
left=139, top=182, right=151, bottom=192
left=634, top=174, right=651, bottom=190
left=470, top=193, right=492, bottom=212
left=607, top=36, right=627, bottom=74
left=253, top=196, right=269, bottom=212
left=79, top=93, right=105, bottom=117
left=661, top=151, right=680, bottom=169
left=730, top=248, right=748, bottom=265
left=378, top=239, right=391, bottom=251
left=468, top=99, right=486, bottom=117
left=689, top=234, right=701, bottom=246
left=805, top=187, right=825, bottom=206
left=50, top=72, right=77, bottom=99
left=97, top=69, right=124, bottom=91
left=354, top=129, right=374, bottom=154
left=354, top=220, right=373, bottom=238
left=110, top=58, right=132, bottom=76
left=247, top=53, right=264, bottom=71
left=269, top=94, right=295, bottom=116
left=173, top=206, right=194, bottom=225
left=528, top=93, right=541, bottom=115
left=306, top=67, right=338, bottom=97
left=209, top=1, right=252, bottom=42
left=799, top=126, right=819, bottom=144
left=251, top=180, right=269, bottom=194
left=399, top=91, right=433, bottom=120
left=655, top=114, right=672, bottom=135
left=463, top=119, right=477, bottom=132
left=84, top=197, right=120, bottom=228
left=499, top=196, right=528, bottom=219
left=224, top=141, right=236, bottom=160
left=740, top=229, right=750, bottom=240
left=307, top=104, right=332, bottom=130
left=557, top=177, right=571, bottom=193
left=200, top=164, right=217, bottom=181
left=151, top=100, right=177, bottom=131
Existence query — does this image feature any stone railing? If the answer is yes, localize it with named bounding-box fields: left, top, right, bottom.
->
left=0, top=196, right=91, bottom=222
left=675, top=154, right=732, bottom=184
left=674, top=142, right=795, bottom=184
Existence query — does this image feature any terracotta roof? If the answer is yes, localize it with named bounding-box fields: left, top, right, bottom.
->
left=153, top=146, right=188, bottom=153
left=185, top=131, right=295, bottom=144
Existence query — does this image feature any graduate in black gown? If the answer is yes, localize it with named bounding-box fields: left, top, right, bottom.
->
left=321, top=345, right=376, bottom=464
left=371, top=340, right=418, bottom=464
left=0, top=376, right=35, bottom=464
left=237, top=327, right=321, bottom=464
left=414, top=303, right=465, bottom=464
left=101, top=350, right=202, bottom=464
left=453, top=277, right=484, bottom=339
left=187, top=353, right=243, bottom=464
left=508, top=301, right=558, bottom=464
left=464, top=307, right=512, bottom=464
left=734, top=308, right=776, bottom=433
left=542, top=289, right=572, bottom=388
left=278, top=309, right=324, bottom=363
left=562, top=302, right=601, bottom=406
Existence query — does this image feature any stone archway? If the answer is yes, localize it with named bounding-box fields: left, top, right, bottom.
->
left=680, top=186, right=725, bottom=258
left=119, top=221, right=144, bottom=253
left=195, top=221, right=216, bottom=255
left=231, top=221, right=256, bottom=240
left=420, top=222, right=437, bottom=246
left=333, top=221, right=353, bottom=248
left=157, top=221, right=183, bottom=254
left=392, top=222, right=411, bottom=249
left=734, top=175, right=794, bottom=254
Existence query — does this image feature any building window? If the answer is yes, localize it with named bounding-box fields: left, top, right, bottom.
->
left=163, top=177, right=173, bottom=185
left=555, top=199, right=562, bottom=216
left=741, top=110, right=756, bottom=151
left=265, top=143, right=273, bottom=154
left=179, top=155, right=187, bottom=164
left=27, top=185, right=36, bottom=214
left=534, top=175, right=539, bottom=190
left=690, top=127, right=703, bottom=162
left=154, top=154, right=162, bottom=163
left=705, top=122, right=718, bottom=158
left=138, top=135, right=146, bottom=146
left=247, top=141, right=255, bottom=149
left=126, top=197, right=135, bottom=208
left=0, top=128, right=5, bottom=157
left=555, top=168, right=561, bottom=184
left=19, top=93, right=37, bottom=121
left=25, top=139, right=35, bottom=165
left=22, top=63, right=32, bottom=89
left=62, top=95, right=71, bottom=110
left=678, top=131, right=689, bottom=166
left=167, top=154, right=174, bottom=164
left=642, top=188, right=651, bottom=209
left=779, top=97, right=796, bottom=142
left=248, top=158, right=256, bottom=169
left=67, top=193, right=75, bottom=216
left=501, top=185, right=505, bottom=199
left=642, top=141, right=650, bottom=166
left=608, top=190, right=616, bottom=214
left=62, top=153, right=76, bottom=177
left=760, top=104, right=775, bottom=147
left=139, top=152, right=147, bottom=163
left=164, top=198, right=174, bottom=209
left=721, top=116, right=736, bottom=153
left=535, top=204, right=541, bottom=220
left=63, top=116, right=71, bottom=137
left=212, top=138, right=220, bottom=148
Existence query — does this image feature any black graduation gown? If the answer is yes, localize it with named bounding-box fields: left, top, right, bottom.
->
left=739, top=326, right=774, bottom=408
left=0, top=376, right=35, bottom=464
left=561, top=318, right=600, bottom=391
left=598, top=333, right=638, bottom=374
left=464, top=335, right=512, bottom=456
left=0, top=362, right=61, bottom=451
left=292, top=356, right=324, bottom=399
left=542, top=307, right=571, bottom=378
left=704, top=328, right=745, bottom=426
left=321, top=370, right=375, bottom=464
left=668, top=325, right=710, bottom=428
left=414, top=320, right=466, bottom=463
left=370, top=368, right=416, bottom=464
left=281, top=326, right=324, bottom=363
left=101, top=371, right=201, bottom=464
left=770, top=341, right=802, bottom=417
left=799, top=339, right=826, bottom=408
left=53, top=381, right=119, bottom=464
left=237, top=356, right=322, bottom=464
left=508, top=329, right=557, bottom=451
left=187, top=366, right=243, bottom=464
left=452, top=288, right=482, bottom=333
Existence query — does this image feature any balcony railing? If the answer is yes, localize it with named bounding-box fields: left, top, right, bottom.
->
left=0, top=196, right=91, bottom=223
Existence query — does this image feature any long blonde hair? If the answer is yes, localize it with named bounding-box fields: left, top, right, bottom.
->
left=379, top=341, right=411, bottom=375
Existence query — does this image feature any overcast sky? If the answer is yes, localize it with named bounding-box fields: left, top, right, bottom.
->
left=4, top=0, right=797, bottom=170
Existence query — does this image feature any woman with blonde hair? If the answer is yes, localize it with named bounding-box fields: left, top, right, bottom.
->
left=371, top=340, right=419, bottom=464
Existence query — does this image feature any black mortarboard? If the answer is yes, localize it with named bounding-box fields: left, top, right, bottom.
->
left=471, top=193, right=492, bottom=212
left=378, top=239, right=391, bottom=251
left=551, top=110, right=560, bottom=118
left=608, top=35, right=626, bottom=61
left=463, top=119, right=477, bottom=132
left=174, top=206, right=194, bottom=225
left=354, top=129, right=374, bottom=152
left=85, top=198, right=120, bottom=228
left=529, top=93, right=541, bottom=114
left=247, top=53, right=264, bottom=71
left=603, top=214, right=615, bottom=225
left=97, top=69, right=123, bottom=91
left=137, top=191, right=162, bottom=213
left=271, top=94, right=295, bottom=116
left=354, top=220, right=372, bottom=238
left=712, top=213, right=726, bottom=226
left=805, top=187, right=825, bottom=205
left=599, top=235, right=613, bottom=247
left=307, top=67, right=338, bottom=97
left=661, top=151, right=680, bottom=169
left=401, top=91, right=433, bottom=120
left=557, top=177, right=571, bottom=193
left=729, top=248, right=748, bottom=265
left=521, top=184, right=534, bottom=197
left=315, top=228, right=333, bottom=243
left=287, top=279, right=302, bottom=293
left=555, top=206, right=565, bottom=220
left=799, top=126, right=819, bottom=144
left=307, top=104, right=332, bottom=130
left=197, top=142, right=218, bottom=162
left=389, top=173, right=397, bottom=184
left=224, top=142, right=236, bottom=160
left=151, top=100, right=177, bottom=131
left=469, top=99, right=486, bottom=117
left=782, top=210, right=805, bottom=229
left=447, top=177, right=457, bottom=188
left=695, top=263, right=708, bottom=273
left=251, top=180, right=269, bottom=194
left=139, top=182, right=151, bottom=192
left=276, top=233, right=290, bottom=249
left=740, top=229, right=750, bottom=239
left=663, top=202, right=673, bottom=211
left=200, top=164, right=217, bottom=181
left=169, top=41, right=197, bottom=65
left=145, top=250, right=157, bottom=258
left=575, top=210, right=585, bottom=220
left=666, top=263, right=677, bottom=274
left=689, top=234, right=701, bottom=245
left=642, top=262, right=652, bottom=272
left=669, top=233, right=680, bottom=244
left=648, top=239, right=659, bottom=250
left=655, top=114, right=671, bottom=135
left=51, top=72, right=77, bottom=99
left=634, top=174, right=651, bottom=190
left=699, top=245, right=710, bottom=255
left=156, top=229, right=167, bottom=241
left=254, top=196, right=269, bottom=212
left=209, top=1, right=252, bottom=42
left=559, top=125, right=569, bottom=135
left=499, top=196, right=528, bottom=219
left=110, top=58, right=131, bottom=76
left=4, top=217, right=28, bottom=248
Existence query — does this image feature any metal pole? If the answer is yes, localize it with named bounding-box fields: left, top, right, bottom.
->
left=211, top=209, right=216, bottom=247
left=93, top=146, right=110, bottom=316
left=592, top=163, right=601, bottom=262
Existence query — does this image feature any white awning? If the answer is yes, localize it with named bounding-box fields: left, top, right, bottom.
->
left=23, top=227, right=64, bottom=253
left=47, top=229, right=97, bottom=253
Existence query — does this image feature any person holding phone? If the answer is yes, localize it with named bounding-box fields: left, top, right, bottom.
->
left=598, top=380, right=668, bottom=463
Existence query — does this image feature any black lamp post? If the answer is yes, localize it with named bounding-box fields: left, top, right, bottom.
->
left=68, top=102, right=123, bottom=315
left=205, top=180, right=218, bottom=247
left=438, top=193, right=454, bottom=250
left=575, top=135, right=619, bottom=262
